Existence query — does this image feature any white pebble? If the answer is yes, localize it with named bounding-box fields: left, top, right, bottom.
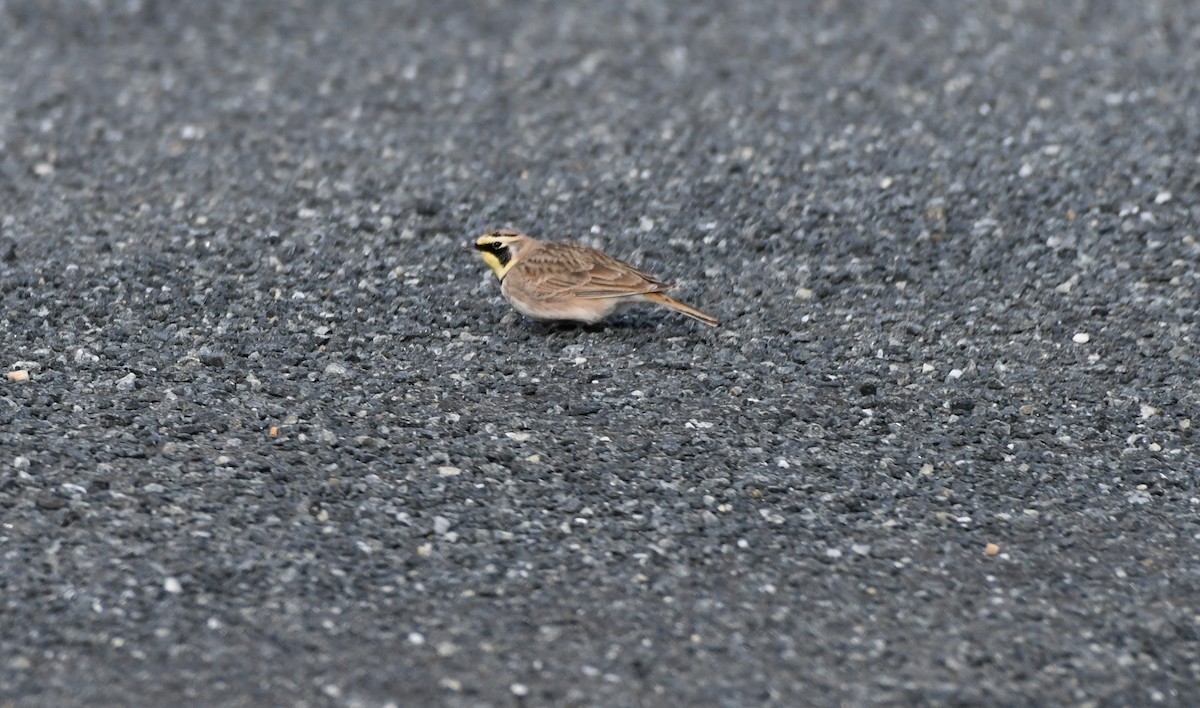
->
left=510, top=683, right=530, bottom=697
left=1072, top=332, right=1090, bottom=344
left=437, top=466, right=461, bottom=477
left=163, top=577, right=182, bottom=594
left=1154, top=191, right=1172, bottom=204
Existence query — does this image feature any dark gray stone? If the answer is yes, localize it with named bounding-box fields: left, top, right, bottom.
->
left=1, top=1, right=1198, bottom=706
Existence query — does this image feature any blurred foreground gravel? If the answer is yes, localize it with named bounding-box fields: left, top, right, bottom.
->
left=1, top=1, right=1198, bottom=705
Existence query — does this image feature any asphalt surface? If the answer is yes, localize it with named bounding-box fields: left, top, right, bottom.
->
left=2, top=1, right=1199, bottom=705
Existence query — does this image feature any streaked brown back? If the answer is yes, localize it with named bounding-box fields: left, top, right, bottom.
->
left=516, top=241, right=670, bottom=299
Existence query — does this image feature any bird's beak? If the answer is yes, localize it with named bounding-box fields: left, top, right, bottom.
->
left=463, top=244, right=477, bottom=254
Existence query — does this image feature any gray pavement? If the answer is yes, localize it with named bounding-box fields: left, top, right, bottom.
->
left=1, top=1, right=1198, bottom=705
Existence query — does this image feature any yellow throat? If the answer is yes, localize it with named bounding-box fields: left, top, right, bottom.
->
left=475, top=236, right=516, bottom=279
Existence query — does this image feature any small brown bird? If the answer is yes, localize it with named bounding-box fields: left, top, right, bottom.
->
left=471, top=229, right=719, bottom=327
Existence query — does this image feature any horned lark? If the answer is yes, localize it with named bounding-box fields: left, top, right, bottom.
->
left=471, top=229, right=719, bottom=327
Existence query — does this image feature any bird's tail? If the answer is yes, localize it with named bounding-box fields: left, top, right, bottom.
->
left=644, top=292, right=720, bottom=327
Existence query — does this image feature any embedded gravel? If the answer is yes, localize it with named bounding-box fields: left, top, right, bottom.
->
left=2, top=1, right=1199, bottom=706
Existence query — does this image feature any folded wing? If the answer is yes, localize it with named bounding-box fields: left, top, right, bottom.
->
left=522, top=242, right=670, bottom=299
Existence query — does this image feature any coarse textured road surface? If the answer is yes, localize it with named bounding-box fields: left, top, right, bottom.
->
left=2, top=1, right=1199, bottom=705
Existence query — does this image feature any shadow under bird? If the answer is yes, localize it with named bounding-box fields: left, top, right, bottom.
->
left=470, top=229, right=719, bottom=327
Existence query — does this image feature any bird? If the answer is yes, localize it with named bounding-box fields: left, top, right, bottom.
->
left=470, top=228, right=719, bottom=327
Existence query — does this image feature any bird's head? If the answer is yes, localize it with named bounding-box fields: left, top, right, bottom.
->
left=472, top=229, right=532, bottom=280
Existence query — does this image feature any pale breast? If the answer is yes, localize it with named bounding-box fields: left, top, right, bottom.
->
left=501, top=276, right=637, bottom=323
